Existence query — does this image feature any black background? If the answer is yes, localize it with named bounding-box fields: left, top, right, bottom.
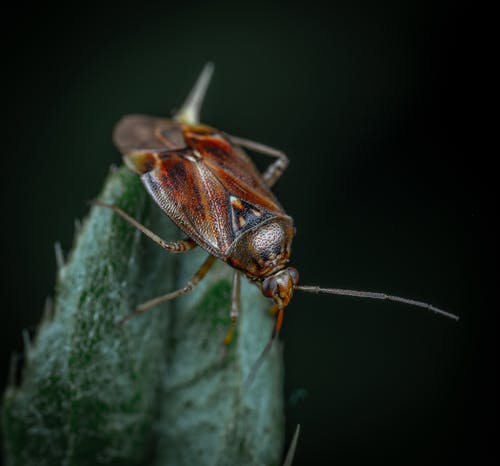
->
left=2, top=1, right=493, bottom=465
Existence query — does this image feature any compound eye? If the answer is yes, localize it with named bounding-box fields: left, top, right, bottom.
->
left=262, top=276, right=277, bottom=298
left=288, top=267, right=300, bottom=285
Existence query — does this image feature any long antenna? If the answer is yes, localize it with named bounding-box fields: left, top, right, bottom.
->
left=294, top=285, right=459, bottom=321
left=175, top=62, right=215, bottom=125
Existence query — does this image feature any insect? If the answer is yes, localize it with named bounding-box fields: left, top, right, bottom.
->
left=97, top=63, right=457, bottom=364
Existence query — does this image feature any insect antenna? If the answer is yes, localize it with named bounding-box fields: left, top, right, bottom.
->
left=294, top=286, right=459, bottom=321
left=175, top=62, right=214, bottom=125
left=245, top=307, right=284, bottom=387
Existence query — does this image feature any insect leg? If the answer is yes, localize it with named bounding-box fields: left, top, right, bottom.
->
left=223, top=271, right=241, bottom=346
left=119, top=255, right=216, bottom=325
left=94, top=201, right=196, bottom=252
left=227, top=135, right=289, bottom=187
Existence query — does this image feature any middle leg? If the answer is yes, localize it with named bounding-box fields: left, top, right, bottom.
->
left=119, top=255, right=216, bottom=325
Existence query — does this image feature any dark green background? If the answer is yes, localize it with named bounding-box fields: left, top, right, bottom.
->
left=2, top=1, right=491, bottom=465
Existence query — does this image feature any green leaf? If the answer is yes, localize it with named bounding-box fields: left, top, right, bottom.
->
left=2, top=165, right=284, bottom=466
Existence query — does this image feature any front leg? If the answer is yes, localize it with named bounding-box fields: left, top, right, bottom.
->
left=94, top=201, right=196, bottom=253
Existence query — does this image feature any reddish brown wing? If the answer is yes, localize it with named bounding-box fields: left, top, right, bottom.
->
left=141, top=150, right=232, bottom=256
left=113, top=116, right=289, bottom=258
left=183, top=126, right=283, bottom=213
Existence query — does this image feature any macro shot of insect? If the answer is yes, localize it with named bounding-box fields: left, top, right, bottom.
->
left=3, top=3, right=482, bottom=462
left=96, top=63, right=458, bottom=366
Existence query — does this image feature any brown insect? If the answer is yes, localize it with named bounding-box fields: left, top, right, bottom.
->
left=97, top=63, right=457, bottom=370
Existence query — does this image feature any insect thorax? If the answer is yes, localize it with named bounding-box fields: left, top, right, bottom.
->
left=224, top=217, right=294, bottom=279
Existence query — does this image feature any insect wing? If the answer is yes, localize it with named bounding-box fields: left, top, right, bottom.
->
left=114, top=116, right=290, bottom=258
left=141, top=150, right=235, bottom=257
left=142, top=144, right=290, bottom=258
left=113, top=115, right=185, bottom=153
left=185, top=129, right=283, bottom=214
